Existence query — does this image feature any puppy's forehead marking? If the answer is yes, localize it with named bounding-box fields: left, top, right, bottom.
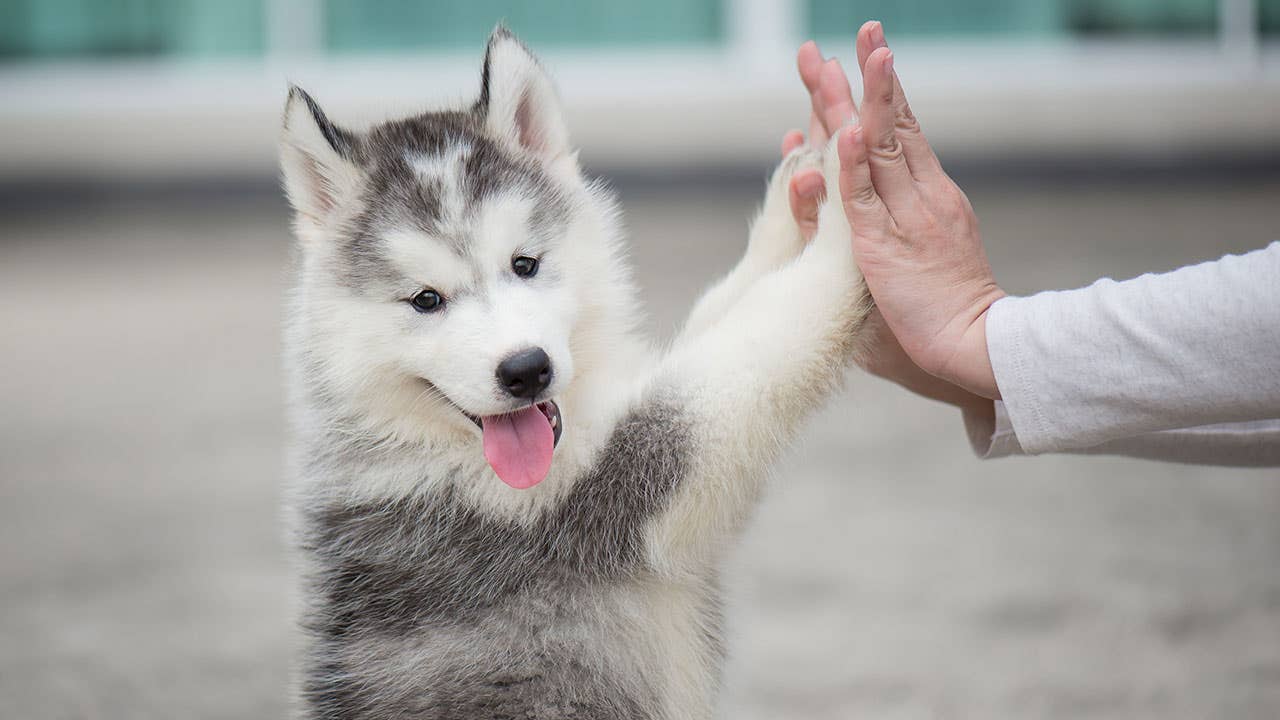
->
left=410, top=142, right=471, bottom=180
left=410, top=144, right=470, bottom=226
left=472, top=192, right=536, bottom=261
left=337, top=112, right=573, bottom=293
left=382, top=229, right=473, bottom=290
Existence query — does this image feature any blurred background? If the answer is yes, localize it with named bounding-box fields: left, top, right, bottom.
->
left=2, top=1, right=1278, bottom=718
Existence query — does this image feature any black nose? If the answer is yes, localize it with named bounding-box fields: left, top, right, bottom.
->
left=496, top=347, right=552, bottom=399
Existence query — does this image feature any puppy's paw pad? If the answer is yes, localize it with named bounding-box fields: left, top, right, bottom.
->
left=772, top=146, right=822, bottom=189
left=761, top=146, right=823, bottom=223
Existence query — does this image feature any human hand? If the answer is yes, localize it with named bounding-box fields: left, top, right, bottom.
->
left=858, top=308, right=995, bottom=413
left=784, top=22, right=1005, bottom=401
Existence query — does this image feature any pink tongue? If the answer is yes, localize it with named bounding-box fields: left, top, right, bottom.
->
left=481, top=405, right=554, bottom=489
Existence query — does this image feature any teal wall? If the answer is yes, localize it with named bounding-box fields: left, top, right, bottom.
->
left=1265, top=0, right=1280, bottom=34
left=807, top=0, right=1221, bottom=38
left=0, top=0, right=1273, bottom=61
left=0, top=0, right=263, bottom=59
left=325, top=0, right=722, bottom=52
left=1066, top=0, right=1217, bottom=34
left=809, top=0, right=1064, bottom=37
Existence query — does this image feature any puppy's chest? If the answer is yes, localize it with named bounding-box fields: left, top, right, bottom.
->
left=306, top=396, right=694, bottom=628
left=306, top=484, right=652, bottom=633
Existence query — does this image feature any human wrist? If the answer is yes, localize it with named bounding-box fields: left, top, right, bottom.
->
left=960, top=306, right=1001, bottom=400
left=935, top=290, right=1004, bottom=400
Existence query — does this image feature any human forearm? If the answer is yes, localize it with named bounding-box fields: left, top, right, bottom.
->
left=988, top=242, right=1280, bottom=454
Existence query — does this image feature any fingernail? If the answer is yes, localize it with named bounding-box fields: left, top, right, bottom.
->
left=873, top=21, right=886, bottom=48
left=821, top=57, right=847, bottom=87
left=884, top=51, right=894, bottom=75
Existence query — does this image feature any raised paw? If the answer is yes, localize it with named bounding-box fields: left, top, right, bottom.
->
left=809, top=132, right=854, bottom=255
left=747, top=146, right=824, bottom=268
left=766, top=145, right=823, bottom=220
left=782, top=131, right=866, bottom=314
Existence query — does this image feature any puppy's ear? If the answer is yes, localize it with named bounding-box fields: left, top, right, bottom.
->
left=477, top=28, right=574, bottom=170
left=280, top=86, right=362, bottom=225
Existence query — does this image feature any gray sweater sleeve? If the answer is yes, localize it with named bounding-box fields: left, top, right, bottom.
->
left=964, top=401, right=1280, bottom=467
left=965, top=241, right=1280, bottom=465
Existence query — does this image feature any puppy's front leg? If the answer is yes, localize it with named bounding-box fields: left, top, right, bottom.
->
left=674, top=148, right=821, bottom=346
left=647, top=141, right=873, bottom=573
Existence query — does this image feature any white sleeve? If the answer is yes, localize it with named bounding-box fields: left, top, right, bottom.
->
left=964, top=401, right=1280, bottom=467
left=978, top=241, right=1280, bottom=460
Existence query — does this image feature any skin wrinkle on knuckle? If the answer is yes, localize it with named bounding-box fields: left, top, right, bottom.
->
left=846, top=185, right=880, bottom=211
left=867, top=139, right=904, bottom=164
left=894, top=113, right=922, bottom=136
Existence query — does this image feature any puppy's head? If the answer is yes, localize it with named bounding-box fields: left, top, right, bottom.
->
left=282, top=29, right=625, bottom=489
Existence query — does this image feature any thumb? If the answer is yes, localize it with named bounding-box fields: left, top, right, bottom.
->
left=837, top=125, right=892, bottom=234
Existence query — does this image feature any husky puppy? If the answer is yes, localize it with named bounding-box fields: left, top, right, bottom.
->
left=281, top=28, right=870, bottom=720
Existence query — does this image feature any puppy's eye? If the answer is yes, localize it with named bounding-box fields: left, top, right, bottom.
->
left=409, top=288, right=444, bottom=313
left=512, top=255, right=539, bottom=278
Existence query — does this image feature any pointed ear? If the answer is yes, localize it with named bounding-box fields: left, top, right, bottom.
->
left=280, top=86, right=362, bottom=225
left=478, top=28, right=574, bottom=168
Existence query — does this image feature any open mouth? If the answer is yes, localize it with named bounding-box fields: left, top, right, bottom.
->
left=476, top=400, right=562, bottom=490
left=420, top=376, right=562, bottom=490
left=462, top=401, right=561, bottom=447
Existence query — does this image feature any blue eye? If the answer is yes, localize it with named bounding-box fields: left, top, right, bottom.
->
left=512, top=255, right=539, bottom=278
left=409, top=288, right=444, bottom=313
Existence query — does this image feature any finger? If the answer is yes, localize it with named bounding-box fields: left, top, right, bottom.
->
left=807, top=111, right=827, bottom=148
left=797, top=41, right=824, bottom=93
left=788, top=168, right=824, bottom=241
left=855, top=20, right=881, bottom=72
left=780, top=129, right=805, bottom=157
left=837, top=125, right=895, bottom=239
left=856, top=22, right=942, bottom=178
left=859, top=47, right=917, bottom=212
left=817, top=59, right=859, bottom=135
left=855, top=20, right=885, bottom=72
left=797, top=41, right=829, bottom=146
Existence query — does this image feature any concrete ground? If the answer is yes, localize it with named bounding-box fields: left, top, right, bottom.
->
left=1, top=169, right=1278, bottom=719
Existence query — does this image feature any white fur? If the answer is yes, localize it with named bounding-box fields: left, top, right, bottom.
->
left=280, top=92, right=364, bottom=231
left=282, top=33, right=870, bottom=720
left=646, top=143, right=870, bottom=577
left=483, top=36, right=579, bottom=181
left=410, top=146, right=470, bottom=221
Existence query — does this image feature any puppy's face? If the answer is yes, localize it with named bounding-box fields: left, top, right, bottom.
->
left=282, top=30, right=604, bottom=488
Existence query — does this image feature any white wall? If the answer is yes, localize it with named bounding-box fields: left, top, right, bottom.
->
left=1, top=36, right=1277, bottom=180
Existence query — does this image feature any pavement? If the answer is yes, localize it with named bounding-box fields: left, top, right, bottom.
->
left=2, top=170, right=1278, bottom=719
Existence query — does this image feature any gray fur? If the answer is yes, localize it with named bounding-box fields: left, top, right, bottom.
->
left=330, top=110, right=569, bottom=294
left=296, top=398, right=704, bottom=719
left=288, top=85, right=356, bottom=161
left=284, top=28, right=742, bottom=720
